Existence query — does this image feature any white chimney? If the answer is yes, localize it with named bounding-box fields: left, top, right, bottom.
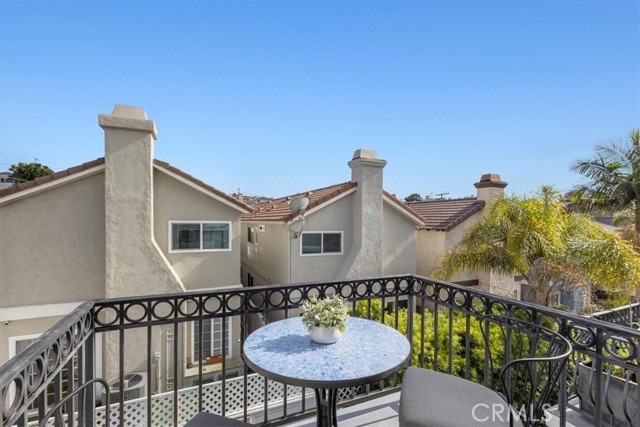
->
left=337, top=149, right=387, bottom=279
left=474, top=173, right=508, bottom=201
left=99, top=104, right=183, bottom=298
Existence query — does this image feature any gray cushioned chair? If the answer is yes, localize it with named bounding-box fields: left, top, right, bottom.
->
left=400, top=366, right=523, bottom=427
left=399, top=315, right=572, bottom=427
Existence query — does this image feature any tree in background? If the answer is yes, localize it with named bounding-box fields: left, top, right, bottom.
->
left=433, top=186, right=640, bottom=309
left=355, top=300, right=504, bottom=385
left=9, top=162, right=54, bottom=182
left=404, top=193, right=423, bottom=202
left=571, top=129, right=640, bottom=233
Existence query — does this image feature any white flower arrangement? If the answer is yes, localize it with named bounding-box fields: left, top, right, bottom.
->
left=301, top=295, right=350, bottom=333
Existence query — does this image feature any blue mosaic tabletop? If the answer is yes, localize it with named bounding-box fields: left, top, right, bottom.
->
left=243, top=317, right=411, bottom=388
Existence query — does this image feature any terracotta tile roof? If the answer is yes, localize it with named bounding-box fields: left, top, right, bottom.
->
left=153, top=160, right=252, bottom=212
left=408, top=197, right=485, bottom=231
left=242, top=182, right=358, bottom=222
left=242, top=182, right=427, bottom=224
left=0, top=158, right=106, bottom=198
left=383, top=191, right=428, bottom=224
left=0, top=158, right=252, bottom=213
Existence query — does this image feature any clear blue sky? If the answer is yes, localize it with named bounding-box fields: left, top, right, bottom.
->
left=1, top=0, right=638, bottom=200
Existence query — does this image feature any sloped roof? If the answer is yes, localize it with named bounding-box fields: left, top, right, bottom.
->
left=153, top=160, right=251, bottom=212
left=408, top=197, right=485, bottom=231
left=0, top=158, right=106, bottom=198
left=242, top=182, right=427, bottom=224
left=242, top=182, right=358, bottom=222
left=0, top=158, right=252, bottom=212
left=383, top=191, right=428, bottom=224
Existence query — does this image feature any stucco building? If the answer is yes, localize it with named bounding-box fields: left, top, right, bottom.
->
left=0, top=105, right=252, bottom=393
left=240, top=149, right=426, bottom=287
left=410, top=174, right=520, bottom=298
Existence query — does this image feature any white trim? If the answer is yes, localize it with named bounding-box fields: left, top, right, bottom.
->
left=169, top=221, right=232, bottom=253
left=300, top=231, right=344, bottom=256
left=0, top=301, right=85, bottom=322
left=7, top=333, right=43, bottom=405
left=7, top=332, right=103, bottom=404
left=0, top=165, right=105, bottom=205
left=383, top=195, right=425, bottom=226
left=8, top=333, right=42, bottom=360
left=286, top=187, right=357, bottom=225
left=154, top=165, right=250, bottom=214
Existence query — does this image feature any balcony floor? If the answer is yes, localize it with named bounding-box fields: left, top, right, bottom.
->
left=281, top=392, right=595, bottom=427
left=283, top=392, right=401, bottom=427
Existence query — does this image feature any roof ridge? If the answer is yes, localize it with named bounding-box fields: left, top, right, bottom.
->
left=243, top=181, right=358, bottom=222
left=408, top=196, right=478, bottom=204
left=152, top=159, right=252, bottom=212
left=0, top=157, right=252, bottom=214
left=253, top=181, right=355, bottom=207
left=412, top=199, right=485, bottom=231
left=383, top=191, right=428, bottom=223
left=0, top=157, right=105, bottom=198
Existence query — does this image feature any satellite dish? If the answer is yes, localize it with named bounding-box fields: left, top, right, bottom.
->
left=289, top=197, right=310, bottom=215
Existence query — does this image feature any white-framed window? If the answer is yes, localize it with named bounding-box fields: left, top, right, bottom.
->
left=169, top=221, right=231, bottom=253
left=300, top=231, right=343, bottom=256
left=191, top=318, right=232, bottom=363
left=9, top=334, right=80, bottom=411
left=248, top=227, right=258, bottom=244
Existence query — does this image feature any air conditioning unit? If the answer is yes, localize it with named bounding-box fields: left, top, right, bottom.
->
left=214, top=368, right=242, bottom=382
left=104, top=372, right=147, bottom=404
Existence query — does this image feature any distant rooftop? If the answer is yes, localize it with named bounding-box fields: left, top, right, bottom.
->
left=409, top=197, right=484, bottom=231
left=242, top=181, right=358, bottom=222
left=242, top=181, right=426, bottom=224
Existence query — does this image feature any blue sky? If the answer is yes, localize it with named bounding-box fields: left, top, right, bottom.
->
left=1, top=0, right=638, bottom=200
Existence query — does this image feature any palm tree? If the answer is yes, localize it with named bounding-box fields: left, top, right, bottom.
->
left=571, top=129, right=640, bottom=231
left=433, top=187, right=640, bottom=308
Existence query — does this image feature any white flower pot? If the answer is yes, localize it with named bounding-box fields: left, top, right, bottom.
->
left=310, top=326, right=343, bottom=344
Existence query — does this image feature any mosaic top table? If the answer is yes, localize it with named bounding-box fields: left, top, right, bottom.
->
left=242, top=316, right=411, bottom=427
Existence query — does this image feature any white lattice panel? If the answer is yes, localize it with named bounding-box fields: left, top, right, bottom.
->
left=28, top=373, right=355, bottom=427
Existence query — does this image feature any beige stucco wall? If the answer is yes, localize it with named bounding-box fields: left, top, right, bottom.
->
left=417, top=210, right=518, bottom=296
left=291, top=195, right=355, bottom=283
left=416, top=210, right=483, bottom=283
left=153, top=170, right=242, bottom=289
left=241, top=194, right=421, bottom=286
left=0, top=172, right=106, bottom=308
left=382, top=203, right=417, bottom=275
left=241, top=221, right=290, bottom=285
left=241, top=195, right=358, bottom=287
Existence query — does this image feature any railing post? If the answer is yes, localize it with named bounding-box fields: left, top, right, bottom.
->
left=593, top=329, right=603, bottom=427
left=406, top=279, right=415, bottom=367
left=558, top=319, right=568, bottom=427
left=83, top=328, right=96, bottom=426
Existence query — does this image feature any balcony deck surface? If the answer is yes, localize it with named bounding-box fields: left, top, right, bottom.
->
left=280, top=392, right=595, bottom=427
left=283, top=391, right=401, bottom=427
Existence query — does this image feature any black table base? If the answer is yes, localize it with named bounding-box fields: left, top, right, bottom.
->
left=314, top=388, right=339, bottom=427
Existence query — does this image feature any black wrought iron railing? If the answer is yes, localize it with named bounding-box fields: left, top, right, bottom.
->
left=590, top=302, right=640, bottom=329
left=1, top=275, right=639, bottom=427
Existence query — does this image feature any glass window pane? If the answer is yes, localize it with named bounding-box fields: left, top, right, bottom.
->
left=323, top=233, right=342, bottom=253
left=172, top=224, right=201, bottom=250
left=194, top=320, right=213, bottom=360
left=212, top=318, right=230, bottom=356
left=302, top=233, right=322, bottom=254
left=203, top=223, right=229, bottom=249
